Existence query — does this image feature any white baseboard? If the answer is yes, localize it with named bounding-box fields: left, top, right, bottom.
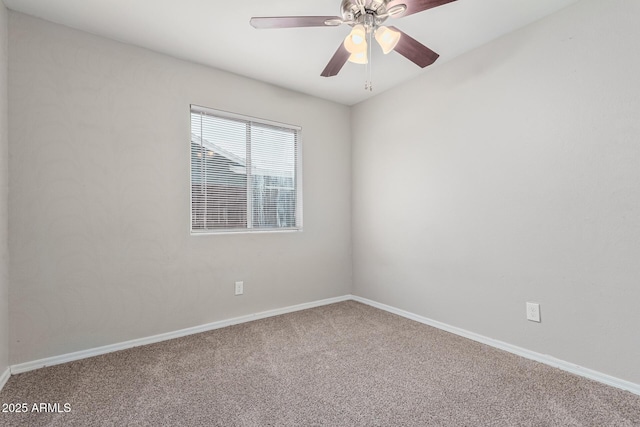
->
left=0, top=367, right=10, bottom=391
left=351, top=295, right=640, bottom=397
left=10, top=295, right=351, bottom=375
left=9, top=293, right=640, bottom=397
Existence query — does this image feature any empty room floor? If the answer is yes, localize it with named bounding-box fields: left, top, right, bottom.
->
left=1, top=301, right=639, bottom=426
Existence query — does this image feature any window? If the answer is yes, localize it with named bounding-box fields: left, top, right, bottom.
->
left=190, top=105, right=302, bottom=233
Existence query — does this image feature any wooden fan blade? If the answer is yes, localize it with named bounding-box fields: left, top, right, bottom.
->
left=250, top=16, right=342, bottom=29
left=321, top=43, right=350, bottom=77
left=388, top=26, right=439, bottom=68
left=386, top=0, right=457, bottom=18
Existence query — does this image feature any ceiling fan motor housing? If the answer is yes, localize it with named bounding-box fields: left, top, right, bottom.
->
left=341, top=0, right=391, bottom=28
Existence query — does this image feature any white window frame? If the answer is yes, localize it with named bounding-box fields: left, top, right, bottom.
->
left=190, top=105, right=303, bottom=235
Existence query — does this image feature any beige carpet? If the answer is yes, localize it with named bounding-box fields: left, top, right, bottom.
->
left=1, top=301, right=639, bottom=426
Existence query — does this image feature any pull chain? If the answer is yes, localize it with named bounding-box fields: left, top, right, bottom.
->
left=368, top=27, right=373, bottom=92
left=365, top=25, right=373, bottom=91
left=364, top=47, right=368, bottom=90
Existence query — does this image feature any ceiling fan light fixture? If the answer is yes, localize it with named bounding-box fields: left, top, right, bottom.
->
left=343, top=24, right=367, bottom=54
left=375, top=26, right=401, bottom=54
left=348, top=51, right=368, bottom=64
left=249, top=0, right=456, bottom=85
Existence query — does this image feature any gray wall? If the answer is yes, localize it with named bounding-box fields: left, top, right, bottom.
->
left=8, top=12, right=352, bottom=364
left=0, top=1, right=9, bottom=377
left=6, top=0, right=639, bottom=387
left=352, top=0, right=640, bottom=384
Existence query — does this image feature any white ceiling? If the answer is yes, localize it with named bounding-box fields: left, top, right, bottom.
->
left=4, top=0, right=579, bottom=105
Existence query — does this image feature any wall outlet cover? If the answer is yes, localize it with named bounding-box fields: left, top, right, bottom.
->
left=526, top=302, right=541, bottom=322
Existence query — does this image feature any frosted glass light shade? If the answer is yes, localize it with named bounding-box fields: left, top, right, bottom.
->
left=344, top=25, right=367, bottom=54
left=348, top=50, right=368, bottom=64
left=375, top=26, right=401, bottom=54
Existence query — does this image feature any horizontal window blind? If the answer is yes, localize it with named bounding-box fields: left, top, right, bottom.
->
left=190, top=106, right=302, bottom=233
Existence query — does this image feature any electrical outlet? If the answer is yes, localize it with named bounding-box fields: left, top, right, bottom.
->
left=235, top=281, right=243, bottom=296
left=526, top=302, right=541, bottom=322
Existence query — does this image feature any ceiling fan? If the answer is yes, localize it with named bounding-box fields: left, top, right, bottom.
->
left=250, top=0, right=458, bottom=88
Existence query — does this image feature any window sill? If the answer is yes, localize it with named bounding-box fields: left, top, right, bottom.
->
left=190, top=227, right=303, bottom=236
